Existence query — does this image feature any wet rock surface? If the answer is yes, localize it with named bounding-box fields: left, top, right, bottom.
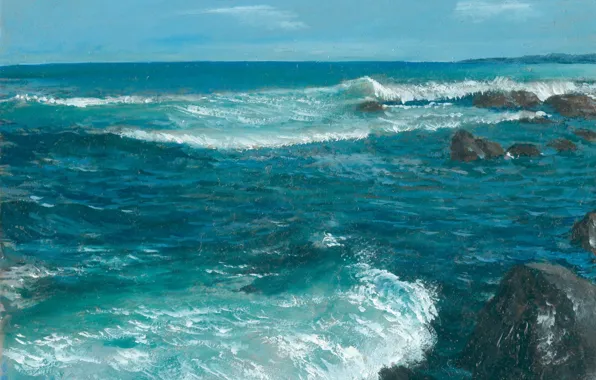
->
left=571, top=211, right=596, bottom=254
left=450, top=130, right=504, bottom=162
left=506, top=143, right=542, bottom=158
left=473, top=91, right=541, bottom=109
left=459, top=263, right=596, bottom=380
left=545, top=95, right=596, bottom=118
left=547, top=138, right=577, bottom=152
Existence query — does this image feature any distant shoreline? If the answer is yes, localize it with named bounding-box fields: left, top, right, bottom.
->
left=0, top=53, right=596, bottom=68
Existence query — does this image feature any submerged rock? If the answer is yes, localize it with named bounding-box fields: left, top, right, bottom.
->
left=473, top=91, right=541, bottom=109
left=239, top=284, right=260, bottom=294
left=459, top=263, right=596, bottom=380
left=573, top=129, right=596, bottom=142
left=506, top=143, right=541, bottom=158
left=571, top=211, right=596, bottom=254
left=357, top=100, right=385, bottom=113
left=450, top=130, right=504, bottom=162
left=545, top=94, right=596, bottom=118
left=378, top=366, right=435, bottom=380
left=547, top=138, right=577, bottom=152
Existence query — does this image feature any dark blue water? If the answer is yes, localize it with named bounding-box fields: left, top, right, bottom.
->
left=0, top=62, right=595, bottom=379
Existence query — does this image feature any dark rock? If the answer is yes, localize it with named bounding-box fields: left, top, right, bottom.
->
left=239, top=284, right=260, bottom=294
left=357, top=101, right=385, bottom=113
left=459, top=263, right=596, bottom=380
left=450, top=130, right=504, bottom=162
left=379, top=366, right=435, bottom=380
left=571, top=211, right=596, bottom=254
left=506, top=143, right=541, bottom=158
left=545, top=94, right=596, bottom=118
left=473, top=91, right=541, bottom=109
left=547, top=138, right=577, bottom=152
left=573, top=129, right=596, bottom=142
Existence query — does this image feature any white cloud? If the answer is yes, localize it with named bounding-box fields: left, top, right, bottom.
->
left=183, top=5, right=307, bottom=31
left=455, top=1, right=534, bottom=21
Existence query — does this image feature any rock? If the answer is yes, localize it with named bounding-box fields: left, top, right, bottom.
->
left=473, top=91, right=541, bottom=109
left=239, top=284, right=260, bottom=294
left=450, top=130, right=504, bottom=162
left=571, top=211, right=596, bottom=254
left=506, top=143, right=541, bottom=158
left=573, top=129, right=596, bottom=142
left=459, top=263, right=596, bottom=380
left=357, top=101, right=385, bottom=113
left=519, top=117, right=553, bottom=125
left=545, top=94, right=596, bottom=118
left=547, top=138, right=577, bottom=152
left=378, top=366, right=435, bottom=380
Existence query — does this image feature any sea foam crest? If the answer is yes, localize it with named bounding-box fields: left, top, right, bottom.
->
left=12, top=94, right=155, bottom=108
left=344, top=76, right=594, bottom=103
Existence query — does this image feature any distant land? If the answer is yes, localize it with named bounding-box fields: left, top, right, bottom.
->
left=461, top=53, right=596, bottom=64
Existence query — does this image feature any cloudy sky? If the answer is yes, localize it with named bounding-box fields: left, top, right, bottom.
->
left=0, top=0, right=595, bottom=64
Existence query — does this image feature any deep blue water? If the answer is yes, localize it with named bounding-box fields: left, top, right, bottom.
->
left=0, top=61, right=595, bottom=379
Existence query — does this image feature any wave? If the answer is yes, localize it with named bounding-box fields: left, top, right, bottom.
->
left=8, top=94, right=156, bottom=108
left=343, top=76, right=596, bottom=103
left=116, top=109, right=550, bottom=150
left=4, top=263, right=437, bottom=379
left=116, top=128, right=372, bottom=150
left=3, top=76, right=595, bottom=109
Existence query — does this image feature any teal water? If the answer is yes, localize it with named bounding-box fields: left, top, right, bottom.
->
left=1, top=62, right=596, bottom=379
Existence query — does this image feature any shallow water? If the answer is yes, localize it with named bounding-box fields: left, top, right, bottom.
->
left=0, top=62, right=595, bottom=379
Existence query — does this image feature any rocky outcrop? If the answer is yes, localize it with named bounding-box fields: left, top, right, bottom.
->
left=545, top=94, right=596, bottom=118
left=450, top=130, right=504, bottom=162
left=473, top=91, right=541, bottom=109
left=357, top=100, right=385, bottom=113
left=378, top=366, right=435, bottom=380
left=547, top=138, right=577, bottom=152
left=459, top=263, right=596, bottom=380
left=573, top=129, right=596, bottom=142
left=571, top=211, right=596, bottom=254
left=506, top=143, right=541, bottom=158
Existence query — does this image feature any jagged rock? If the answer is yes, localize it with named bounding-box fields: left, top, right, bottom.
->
left=378, top=366, right=435, bottom=380
left=571, top=211, right=596, bottom=254
left=545, top=94, right=596, bottom=118
left=573, top=129, right=596, bottom=142
left=450, top=130, right=504, bottom=162
left=459, top=263, right=596, bottom=380
left=506, top=143, right=541, bottom=158
left=357, top=101, right=385, bottom=113
left=473, top=91, right=541, bottom=109
left=547, top=138, right=577, bottom=152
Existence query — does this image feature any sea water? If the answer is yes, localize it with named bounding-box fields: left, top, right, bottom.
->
left=0, top=61, right=595, bottom=379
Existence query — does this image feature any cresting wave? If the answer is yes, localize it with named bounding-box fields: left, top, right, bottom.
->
left=3, top=76, right=596, bottom=107
left=344, top=76, right=596, bottom=102
left=4, top=262, right=438, bottom=380
left=116, top=109, right=549, bottom=150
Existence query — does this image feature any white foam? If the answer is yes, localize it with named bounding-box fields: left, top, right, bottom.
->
left=343, top=76, right=595, bottom=102
left=117, top=128, right=370, bottom=150
left=5, top=263, right=437, bottom=380
left=13, top=94, right=155, bottom=108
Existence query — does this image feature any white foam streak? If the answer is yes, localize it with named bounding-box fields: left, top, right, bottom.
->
left=118, top=128, right=370, bottom=150
left=13, top=94, right=154, bottom=108
left=346, top=76, right=594, bottom=102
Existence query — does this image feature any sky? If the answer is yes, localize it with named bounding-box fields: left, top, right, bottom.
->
left=0, top=0, right=595, bottom=64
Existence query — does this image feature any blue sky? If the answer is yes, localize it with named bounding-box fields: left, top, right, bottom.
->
left=1, top=0, right=595, bottom=64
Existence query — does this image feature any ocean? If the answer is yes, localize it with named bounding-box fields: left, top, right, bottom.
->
left=0, top=61, right=595, bottom=379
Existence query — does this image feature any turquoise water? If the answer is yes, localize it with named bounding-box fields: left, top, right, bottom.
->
left=1, top=62, right=596, bottom=379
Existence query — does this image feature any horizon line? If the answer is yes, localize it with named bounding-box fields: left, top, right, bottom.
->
left=1, top=52, right=595, bottom=68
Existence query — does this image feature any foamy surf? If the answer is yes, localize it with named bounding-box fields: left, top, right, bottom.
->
left=116, top=107, right=550, bottom=150
left=4, top=262, right=437, bottom=380
left=3, top=76, right=595, bottom=110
